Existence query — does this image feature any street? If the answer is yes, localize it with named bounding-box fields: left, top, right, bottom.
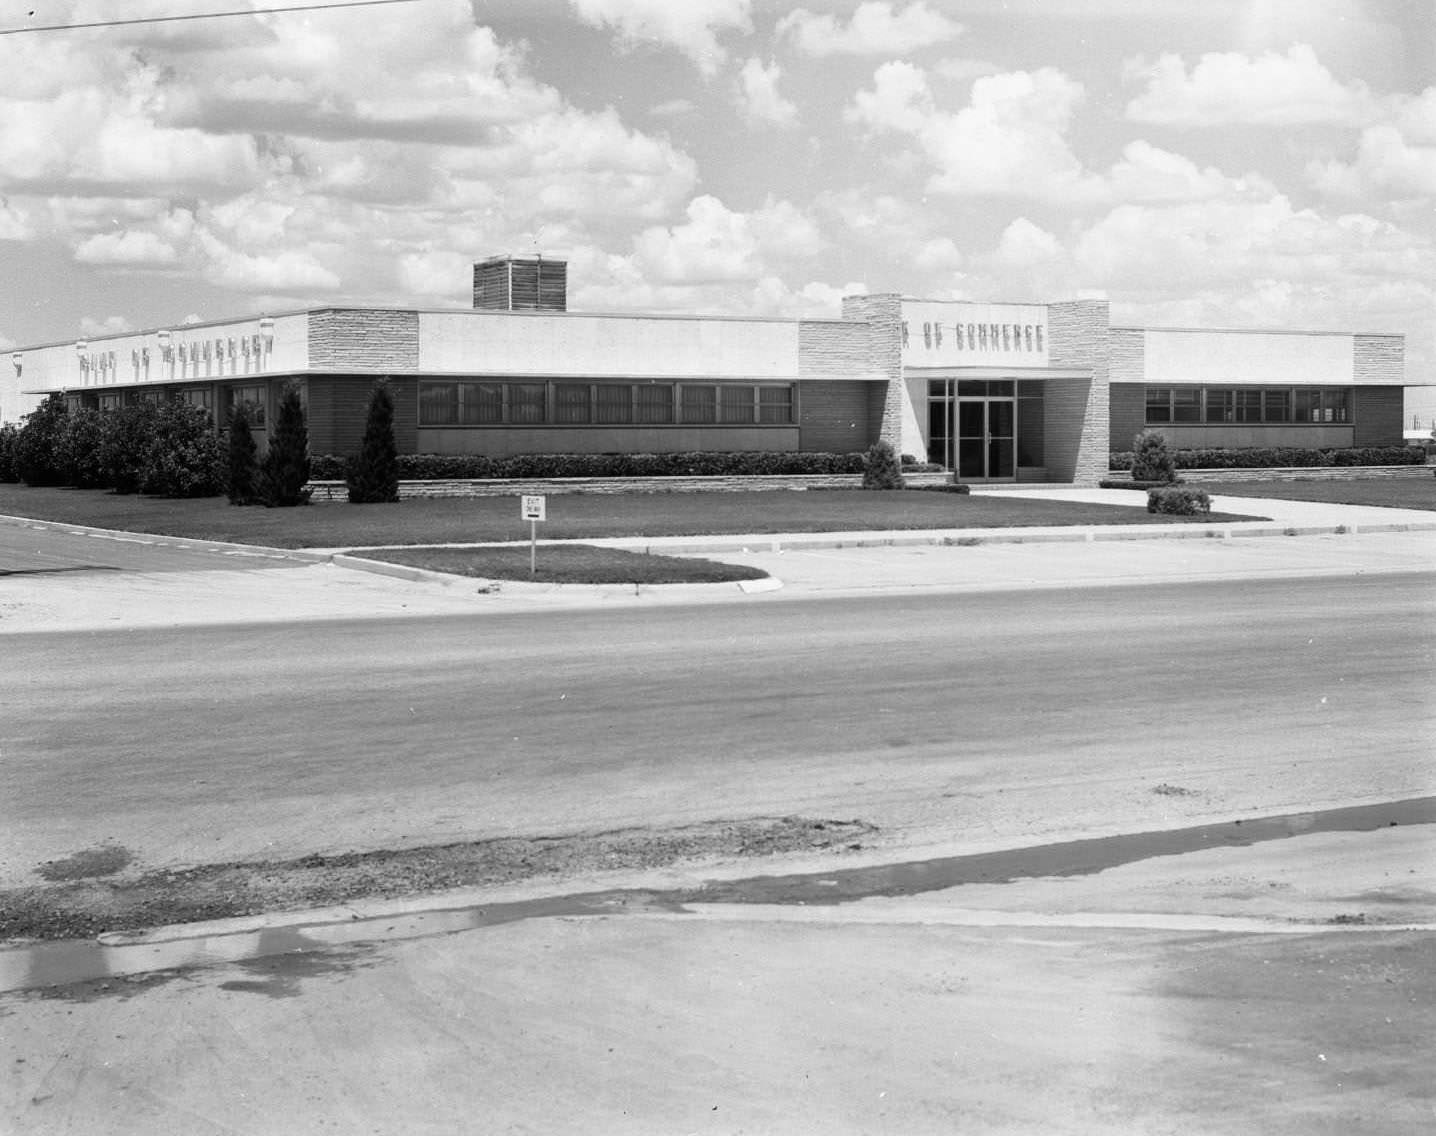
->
left=4, top=572, right=1433, bottom=884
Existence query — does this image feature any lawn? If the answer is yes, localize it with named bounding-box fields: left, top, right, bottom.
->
left=1199, top=476, right=1436, bottom=511
left=0, top=484, right=1263, bottom=548
left=351, top=544, right=770, bottom=584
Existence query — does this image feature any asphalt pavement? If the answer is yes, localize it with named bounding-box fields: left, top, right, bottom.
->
left=2, top=487, right=1433, bottom=1134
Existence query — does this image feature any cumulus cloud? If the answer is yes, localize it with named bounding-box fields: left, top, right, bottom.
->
left=567, top=0, right=753, bottom=76
left=779, top=2, right=962, bottom=57
left=79, top=315, right=135, bottom=338
left=1124, top=44, right=1378, bottom=127
left=735, top=58, right=798, bottom=127
left=629, top=194, right=824, bottom=284
left=1310, top=124, right=1436, bottom=201
left=1106, top=140, right=1272, bottom=204
left=848, top=63, right=1106, bottom=203
left=73, top=230, right=180, bottom=266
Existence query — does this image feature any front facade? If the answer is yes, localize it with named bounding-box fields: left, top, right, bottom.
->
left=4, top=257, right=1410, bottom=484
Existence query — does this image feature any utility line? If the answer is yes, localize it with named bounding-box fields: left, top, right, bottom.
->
left=0, top=0, right=423, bottom=36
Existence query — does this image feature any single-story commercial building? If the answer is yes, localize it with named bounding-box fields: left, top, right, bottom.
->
left=4, top=256, right=1413, bottom=484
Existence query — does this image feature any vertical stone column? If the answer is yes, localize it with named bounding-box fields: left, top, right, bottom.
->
left=1046, top=300, right=1111, bottom=485
left=840, top=293, right=912, bottom=454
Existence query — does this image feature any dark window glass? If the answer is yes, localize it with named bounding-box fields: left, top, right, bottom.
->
left=1145, top=388, right=1172, bottom=423
left=233, top=384, right=267, bottom=427
left=464, top=383, right=503, bottom=424
left=681, top=385, right=716, bottom=424
left=1236, top=389, right=1264, bottom=423
left=1205, top=389, right=1233, bottom=423
left=758, top=385, right=793, bottom=424
left=510, top=383, right=546, bottom=424
left=720, top=385, right=755, bottom=424
left=636, top=383, right=674, bottom=423
left=956, top=380, right=987, bottom=397
left=595, top=385, right=631, bottom=424
left=419, top=383, right=456, bottom=426
left=1264, top=389, right=1290, bottom=423
left=555, top=383, right=591, bottom=424
left=1173, top=388, right=1201, bottom=422
left=1327, top=388, right=1350, bottom=423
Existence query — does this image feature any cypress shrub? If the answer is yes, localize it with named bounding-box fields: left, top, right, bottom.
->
left=862, top=440, right=906, bottom=489
left=227, top=404, right=260, bottom=505
left=14, top=393, right=69, bottom=486
left=1130, top=430, right=1176, bottom=483
left=260, top=384, right=311, bottom=507
left=346, top=381, right=400, bottom=503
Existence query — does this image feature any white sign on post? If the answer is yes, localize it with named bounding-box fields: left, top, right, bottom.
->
left=521, top=495, right=546, bottom=521
left=521, top=495, right=546, bottom=578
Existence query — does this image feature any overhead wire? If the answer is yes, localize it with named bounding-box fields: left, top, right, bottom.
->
left=0, top=0, right=423, bottom=36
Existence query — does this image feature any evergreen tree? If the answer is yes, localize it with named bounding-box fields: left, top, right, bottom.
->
left=1130, top=429, right=1176, bottom=483
left=227, top=404, right=259, bottom=505
left=259, top=384, right=311, bottom=506
left=862, top=439, right=906, bottom=489
left=346, top=380, right=400, bottom=503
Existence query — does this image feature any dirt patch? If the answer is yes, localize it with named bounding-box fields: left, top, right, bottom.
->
left=35, top=844, right=133, bottom=882
left=1, top=816, right=875, bottom=943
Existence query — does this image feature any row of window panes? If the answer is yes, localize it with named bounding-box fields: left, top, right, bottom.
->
left=1146, top=387, right=1350, bottom=425
left=419, top=381, right=795, bottom=427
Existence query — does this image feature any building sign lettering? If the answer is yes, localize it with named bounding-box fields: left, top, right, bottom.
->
left=901, top=301, right=1050, bottom=367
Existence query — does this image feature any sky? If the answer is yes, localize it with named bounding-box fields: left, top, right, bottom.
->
left=1, top=0, right=1433, bottom=418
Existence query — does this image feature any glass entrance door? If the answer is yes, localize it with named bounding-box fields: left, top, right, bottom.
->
left=957, top=398, right=1015, bottom=480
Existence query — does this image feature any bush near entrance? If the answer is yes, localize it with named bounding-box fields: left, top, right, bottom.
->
left=1130, top=430, right=1176, bottom=483
left=862, top=440, right=906, bottom=490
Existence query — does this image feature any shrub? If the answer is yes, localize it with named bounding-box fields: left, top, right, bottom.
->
left=259, top=384, right=310, bottom=507
left=0, top=422, right=19, bottom=482
left=1130, top=430, right=1176, bottom=483
left=142, top=401, right=222, bottom=497
left=1147, top=486, right=1211, bottom=516
left=308, top=450, right=869, bottom=481
left=227, top=404, right=260, bottom=505
left=57, top=406, right=109, bottom=489
left=1111, top=444, right=1426, bottom=471
left=345, top=381, right=400, bottom=503
left=862, top=440, right=906, bottom=490
left=99, top=401, right=159, bottom=494
left=14, top=393, right=69, bottom=486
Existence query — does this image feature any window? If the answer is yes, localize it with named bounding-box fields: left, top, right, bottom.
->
left=232, top=384, right=266, bottom=426
left=510, top=384, right=546, bottom=424
left=1145, top=388, right=1172, bottom=423
left=636, top=383, right=675, bottom=423
left=1236, top=389, right=1264, bottom=423
left=416, top=379, right=793, bottom=427
left=179, top=388, right=212, bottom=410
left=1172, top=388, right=1201, bottom=423
left=98, top=392, right=122, bottom=413
left=681, top=385, right=717, bottom=424
left=1263, top=389, right=1291, bottom=423
left=720, top=385, right=755, bottom=424
left=554, top=383, right=591, bottom=424
left=758, top=385, right=793, bottom=424
left=596, top=384, right=632, bottom=424
left=1205, top=389, right=1234, bottom=423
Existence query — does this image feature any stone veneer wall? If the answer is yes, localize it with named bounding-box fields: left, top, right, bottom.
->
left=1353, top=335, right=1404, bottom=385
left=1045, top=300, right=1111, bottom=484
left=309, top=309, right=420, bottom=371
left=840, top=294, right=904, bottom=451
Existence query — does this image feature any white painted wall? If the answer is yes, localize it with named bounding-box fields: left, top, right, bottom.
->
left=12, top=312, right=310, bottom=398
left=419, top=311, right=800, bottom=377
left=1143, top=330, right=1354, bottom=386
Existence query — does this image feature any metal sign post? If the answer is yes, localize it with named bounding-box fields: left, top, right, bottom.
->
left=520, top=495, right=546, bottom=578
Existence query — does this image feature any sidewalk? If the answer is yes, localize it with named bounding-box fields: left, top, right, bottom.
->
left=3, top=490, right=1435, bottom=634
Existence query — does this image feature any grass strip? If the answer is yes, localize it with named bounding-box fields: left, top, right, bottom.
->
left=349, top=543, right=769, bottom=584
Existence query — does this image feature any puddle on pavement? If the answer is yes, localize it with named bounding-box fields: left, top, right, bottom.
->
left=4, top=795, right=1431, bottom=997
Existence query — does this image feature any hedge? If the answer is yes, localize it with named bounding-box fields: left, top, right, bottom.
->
left=1110, top=445, right=1424, bottom=471
left=308, top=450, right=869, bottom=481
